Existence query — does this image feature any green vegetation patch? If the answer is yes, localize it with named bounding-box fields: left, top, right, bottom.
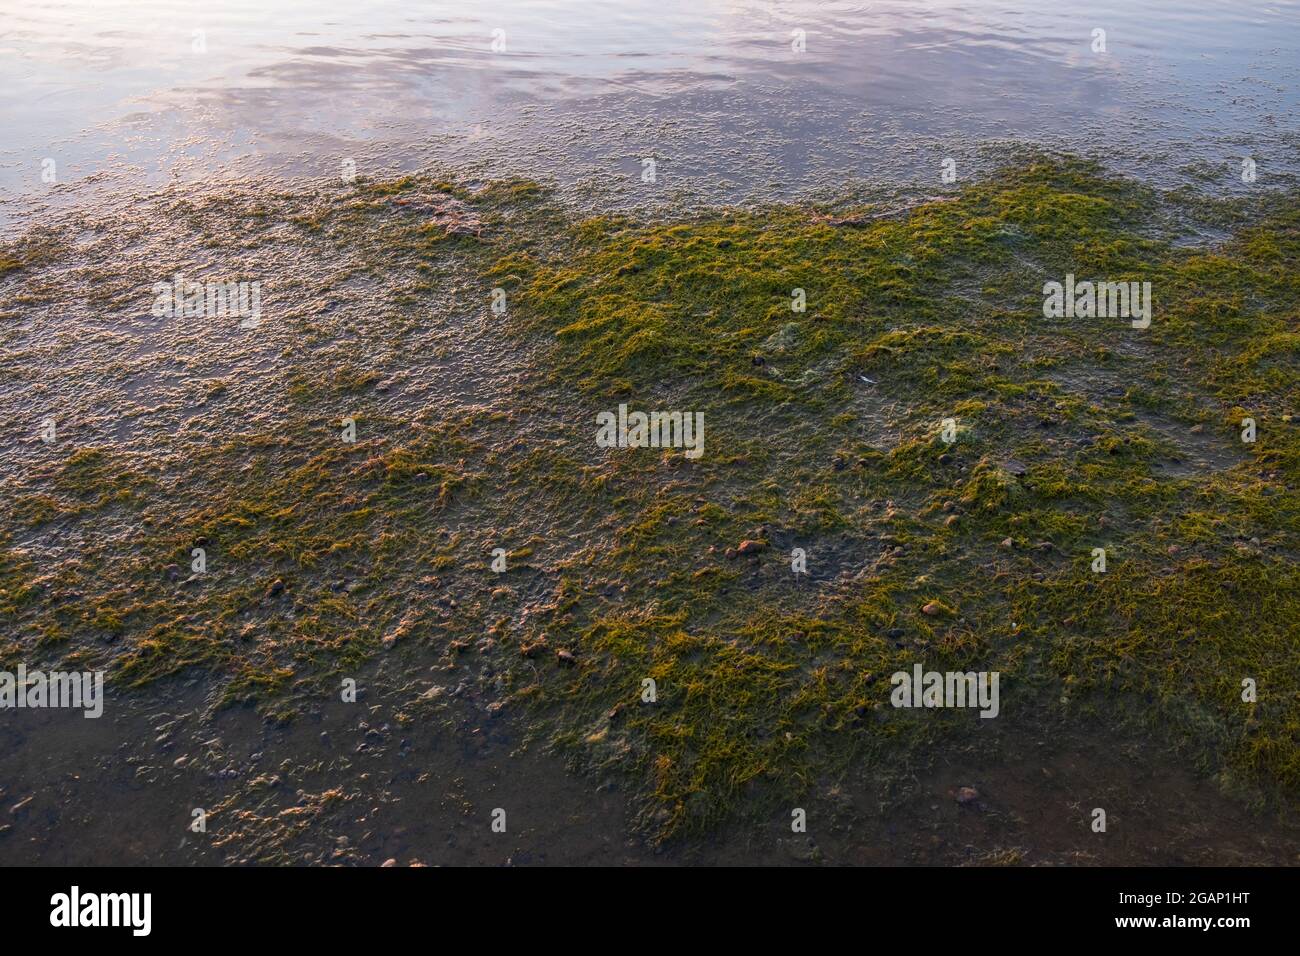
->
left=4, top=156, right=1297, bottom=839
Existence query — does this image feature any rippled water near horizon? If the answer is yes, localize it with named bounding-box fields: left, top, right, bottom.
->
left=1, top=0, right=1298, bottom=224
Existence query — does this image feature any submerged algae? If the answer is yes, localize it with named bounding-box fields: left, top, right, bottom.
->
left=1, top=156, right=1297, bottom=844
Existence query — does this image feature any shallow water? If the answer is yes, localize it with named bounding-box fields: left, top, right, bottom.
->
left=2, top=2, right=1299, bottom=868
left=2, top=0, right=1298, bottom=226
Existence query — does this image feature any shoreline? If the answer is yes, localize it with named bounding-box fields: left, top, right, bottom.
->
left=1, top=154, right=1297, bottom=863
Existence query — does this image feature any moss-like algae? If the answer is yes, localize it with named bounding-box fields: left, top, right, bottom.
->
left=3, top=156, right=1297, bottom=840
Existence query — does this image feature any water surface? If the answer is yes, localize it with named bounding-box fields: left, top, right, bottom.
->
left=2, top=0, right=1297, bottom=223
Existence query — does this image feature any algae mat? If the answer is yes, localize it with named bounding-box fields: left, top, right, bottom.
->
left=0, top=157, right=1297, bottom=862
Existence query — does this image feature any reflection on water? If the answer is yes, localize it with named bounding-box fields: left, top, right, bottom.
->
left=0, top=0, right=1297, bottom=211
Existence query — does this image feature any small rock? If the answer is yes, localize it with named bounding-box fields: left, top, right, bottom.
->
left=944, top=514, right=959, bottom=527
left=921, top=601, right=947, bottom=616
left=555, top=648, right=576, bottom=667
left=736, top=539, right=768, bottom=557
left=267, top=579, right=286, bottom=598
left=381, top=858, right=398, bottom=867
left=1000, top=537, right=1013, bottom=548
left=955, top=786, right=980, bottom=806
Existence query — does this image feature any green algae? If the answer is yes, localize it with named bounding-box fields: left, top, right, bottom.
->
left=3, top=156, right=1298, bottom=842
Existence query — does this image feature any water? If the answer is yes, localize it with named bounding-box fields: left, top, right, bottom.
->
left=3, top=0, right=1299, bottom=866
left=1, top=0, right=1297, bottom=224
